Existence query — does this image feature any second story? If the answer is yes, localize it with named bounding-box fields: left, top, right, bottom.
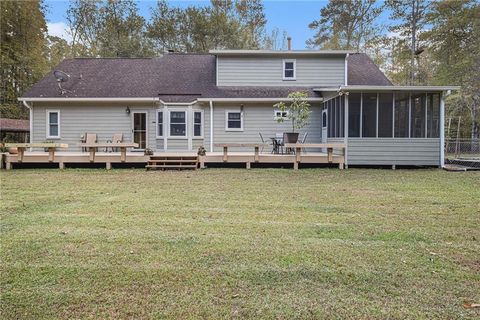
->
left=212, top=49, right=352, bottom=87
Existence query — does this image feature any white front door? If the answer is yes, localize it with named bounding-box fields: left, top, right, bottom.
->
left=322, top=109, right=328, bottom=143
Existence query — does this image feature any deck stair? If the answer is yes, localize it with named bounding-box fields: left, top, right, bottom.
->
left=146, top=155, right=199, bottom=170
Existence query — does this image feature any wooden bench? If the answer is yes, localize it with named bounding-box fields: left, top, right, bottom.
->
left=78, top=142, right=139, bottom=163
left=4, top=143, right=69, bottom=163
left=284, top=143, right=346, bottom=169
left=213, top=143, right=267, bottom=168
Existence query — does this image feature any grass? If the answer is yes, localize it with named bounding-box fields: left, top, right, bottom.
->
left=0, top=168, right=479, bottom=319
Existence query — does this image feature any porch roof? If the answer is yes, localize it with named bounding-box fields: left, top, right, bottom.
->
left=313, top=85, right=461, bottom=93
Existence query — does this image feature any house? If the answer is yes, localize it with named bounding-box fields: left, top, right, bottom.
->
left=19, top=49, right=459, bottom=167
left=0, top=118, right=30, bottom=143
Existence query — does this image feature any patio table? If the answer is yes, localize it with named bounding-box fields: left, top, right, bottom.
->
left=78, top=142, right=139, bottom=163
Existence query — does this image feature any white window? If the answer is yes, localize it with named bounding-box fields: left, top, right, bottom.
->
left=169, top=110, right=187, bottom=137
left=193, top=110, right=203, bottom=137
left=156, top=110, right=164, bottom=138
left=46, top=110, right=60, bottom=138
left=225, top=110, right=243, bottom=131
left=283, top=59, right=296, bottom=80
left=274, top=109, right=289, bottom=120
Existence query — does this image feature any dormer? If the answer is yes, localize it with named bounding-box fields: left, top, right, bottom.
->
left=211, top=49, right=354, bottom=87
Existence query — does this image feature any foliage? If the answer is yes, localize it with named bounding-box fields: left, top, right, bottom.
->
left=0, top=0, right=49, bottom=117
left=147, top=0, right=267, bottom=52
left=307, top=0, right=383, bottom=51
left=273, top=92, right=311, bottom=132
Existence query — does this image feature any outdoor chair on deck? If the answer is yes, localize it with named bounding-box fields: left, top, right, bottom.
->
left=258, top=133, right=271, bottom=153
left=300, top=132, right=308, bottom=153
left=275, top=133, right=284, bottom=154
left=106, top=133, right=123, bottom=152
left=81, top=133, right=97, bottom=152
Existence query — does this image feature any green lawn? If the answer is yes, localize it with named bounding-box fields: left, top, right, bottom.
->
left=1, top=168, right=479, bottom=319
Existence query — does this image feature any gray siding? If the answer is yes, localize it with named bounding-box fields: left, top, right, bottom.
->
left=217, top=56, right=345, bottom=86
left=347, top=138, right=440, bottom=166
left=32, top=102, right=158, bottom=152
left=211, top=103, right=322, bottom=152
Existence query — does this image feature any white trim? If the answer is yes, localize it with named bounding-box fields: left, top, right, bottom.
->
left=344, top=94, right=349, bottom=167
left=209, top=101, right=214, bottom=152
left=192, top=109, right=204, bottom=139
left=131, top=111, right=148, bottom=150
left=46, top=109, right=60, bottom=139
left=215, top=56, right=218, bottom=87
left=313, top=85, right=461, bottom=92
left=187, top=106, right=193, bottom=150
left=408, top=93, right=412, bottom=138
left=20, top=97, right=158, bottom=102
left=376, top=93, right=379, bottom=138
left=392, top=92, right=396, bottom=138
left=197, top=97, right=323, bottom=102
left=225, top=109, right=244, bottom=132
left=155, top=108, right=165, bottom=139
left=210, top=49, right=355, bottom=55
left=282, top=59, right=296, bottom=81
left=359, top=93, right=363, bottom=138
left=163, top=106, right=168, bottom=150
left=425, top=93, right=428, bottom=138
left=22, top=100, right=33, bottom=144
left=344, top=53, right=349, bottom=86
left=440, top=92, right=445, bottom=167
left=159, top=100, right=197, bottom=106
left=168, top=109, right=188, bottom=139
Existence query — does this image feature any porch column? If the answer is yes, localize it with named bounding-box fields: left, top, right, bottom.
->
left=344, top=93, right=349, bottom=167
left=440, top=91, right=445, bottom=167
left=209, top=100, right=214, bottom=152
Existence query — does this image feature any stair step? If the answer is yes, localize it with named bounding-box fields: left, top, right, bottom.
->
left=146, top=164, right=198, bottom=170
left=148, top=159, right=198, bottom=163
left=150, top=157, right=198, bottom=160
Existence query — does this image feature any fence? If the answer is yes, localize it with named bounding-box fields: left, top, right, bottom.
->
left=445, top=138, right=480, bottom=159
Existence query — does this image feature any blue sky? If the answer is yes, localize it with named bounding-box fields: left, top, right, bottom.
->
left=44, top=0, right=390, bottom=49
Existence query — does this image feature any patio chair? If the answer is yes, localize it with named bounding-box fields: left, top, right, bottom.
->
left=259, top=133, right=266, bottom=153
left=106, top=133, right=123, bottom=152
left=81, top=133, right=97, bottom=152
left=276, top=133, right=284, bottom=154
left=300, top=132, right=308, bottom=153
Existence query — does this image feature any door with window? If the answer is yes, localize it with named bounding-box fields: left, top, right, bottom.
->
left=132, top=112, right=147, bottom=149
left=322, top=109, right=328, bottom=143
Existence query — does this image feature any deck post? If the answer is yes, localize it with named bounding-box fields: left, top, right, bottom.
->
left=295, top=147, right=301, bottom=164
left=254, top=146, right=259, bottom=162
left=293, top=161, right=298, bottom=170
left=327, top=148, right=333, bottom=163
left=59, top=162, right=65, bottom=169
left=120, top=147, right=126, bottom=162
left=48, top=148, right=55, bottom=162
left=246, top=162, right=251, bottom=169
left=6, top=160, right=11, bottom=170
left=439, top=91, right=445, bottom=168
left=223, top=146, right=228, bottom=162
left=89, top=147, right=95, bottom=163
left=106, top=162, right=112, bottom=170
left=17, top=147, right=25, bottom=163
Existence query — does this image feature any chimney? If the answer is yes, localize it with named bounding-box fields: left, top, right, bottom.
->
left=287, top=37, right=292, bottom=50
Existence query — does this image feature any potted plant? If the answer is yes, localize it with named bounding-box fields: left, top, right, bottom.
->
left=273, top=91, right=311, bottom=143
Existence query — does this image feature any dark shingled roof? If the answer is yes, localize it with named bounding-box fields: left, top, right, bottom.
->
left=22, top=52, right=391, bottom=102
left=0, top=118, right=30, bottom=132
left=347, top=53, right=392, bottom=86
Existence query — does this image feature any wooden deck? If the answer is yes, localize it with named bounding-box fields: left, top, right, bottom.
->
left=2, top=150, right=345, bottom=170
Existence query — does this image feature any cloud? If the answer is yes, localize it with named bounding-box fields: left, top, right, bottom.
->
left=47, top=22, right=72, bottom=42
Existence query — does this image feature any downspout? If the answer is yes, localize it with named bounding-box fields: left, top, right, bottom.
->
left=22, top=100, right=33, bottom=145
left=209, top=100, right=214, bottom=152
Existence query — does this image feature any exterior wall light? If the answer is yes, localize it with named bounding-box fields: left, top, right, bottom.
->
left=126, top=106, right=131, bottom=115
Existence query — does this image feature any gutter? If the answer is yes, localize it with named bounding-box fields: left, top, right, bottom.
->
left=22, top=100, right=33, bottom=145
left=197, top=97, right=324, bottom=103
left=18, top=97, right=160, bottom=102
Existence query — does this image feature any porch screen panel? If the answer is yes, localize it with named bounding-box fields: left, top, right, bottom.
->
left=411, top=94, right=426, bottom=137
left=349, top=93, right=361, bottom=137
left=337, top=96, right=344, bottom=137
left=332, top=98, right=336, bottom=137
left=362, top=93, right=377, bottom=137
left=378, top=93, right=393, bottom=137
left=394, top=92, right=409, bottom=137
left=328, top=100, right=333, bottom=137
left=427, top=93, right=440, bottom=138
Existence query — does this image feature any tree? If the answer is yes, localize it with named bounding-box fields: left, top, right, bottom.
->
left=424, top=0, right=480, bottom=139
left=147, top=0, right=267, bottom=53
left=273, top=92, right=311, bottom=133
left=1, top=0, right=49, bottom=119
left=386, top=0, right=430, bottom=85
left=307, top=0, right=383, bottom=51
left=66, top=0, right=153, bottom=57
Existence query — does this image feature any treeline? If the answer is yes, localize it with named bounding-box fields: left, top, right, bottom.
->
left=1, top=0, right=478, bottom=138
